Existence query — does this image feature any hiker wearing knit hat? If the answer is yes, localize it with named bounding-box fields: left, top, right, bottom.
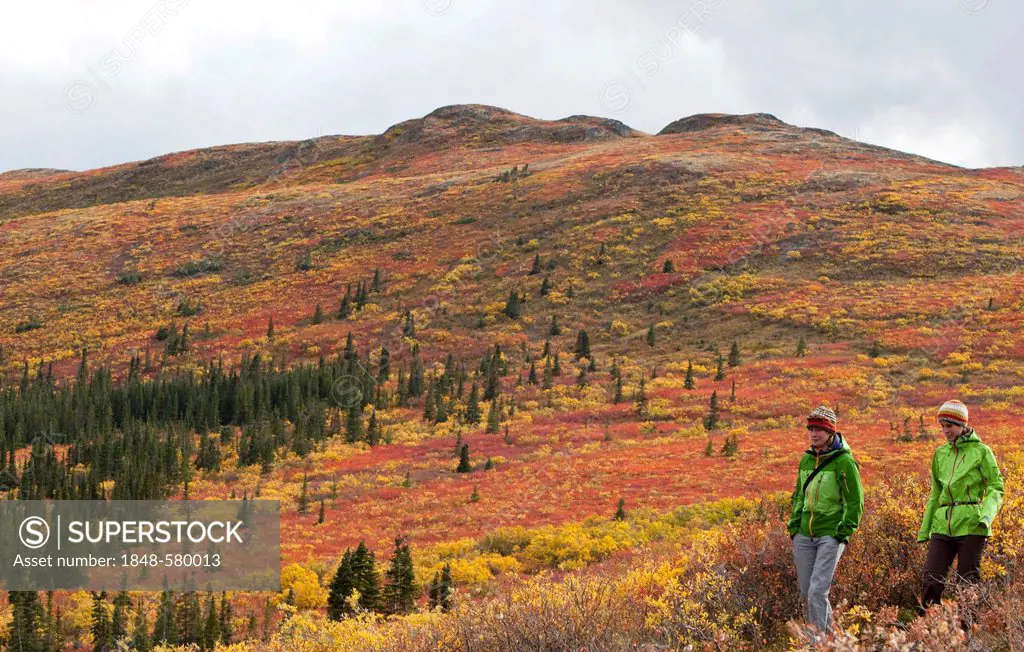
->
left=788, top=405, right=864, bottom=634
left=918, top=401, right=1004, bottom=613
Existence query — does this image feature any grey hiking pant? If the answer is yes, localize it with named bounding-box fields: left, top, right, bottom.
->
left=792, top=533, right=846, bottom=633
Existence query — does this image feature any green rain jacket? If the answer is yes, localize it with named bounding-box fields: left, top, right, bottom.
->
left=788, top=433, right=864, bottom=543
left=917, top=429, right=1003, bottom=542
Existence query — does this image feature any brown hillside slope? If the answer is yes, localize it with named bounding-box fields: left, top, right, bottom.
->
left=0, top=104, right=1021, bottom=385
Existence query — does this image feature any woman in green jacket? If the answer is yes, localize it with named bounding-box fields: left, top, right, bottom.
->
left=918, top=400, right=1004, bottom=608
left=788, top=406, right=865, bottom=634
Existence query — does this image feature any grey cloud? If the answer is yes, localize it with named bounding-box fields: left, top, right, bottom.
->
left=1, top=0, right=1019, bottom=173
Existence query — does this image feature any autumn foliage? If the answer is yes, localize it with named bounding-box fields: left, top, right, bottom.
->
left=1, top=105, right=1022, bottom=649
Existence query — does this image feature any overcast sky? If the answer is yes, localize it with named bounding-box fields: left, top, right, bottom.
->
left=2, top=0, right=1020, bottom=173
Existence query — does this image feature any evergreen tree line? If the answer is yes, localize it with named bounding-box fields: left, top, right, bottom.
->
left=0, top=334, right=535, bottom=500
left=0, top=331, right=415, bottom=498
left=4, top=588, right=233, bottom=652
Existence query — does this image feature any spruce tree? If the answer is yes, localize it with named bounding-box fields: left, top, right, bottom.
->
left=728, top=341, right=740, bottom=367
left=175, top=591, right=202, bottom=647
left=218, top=592, right=233, bottom=645
left=456, top=444, right=472, bottom=473
left=382, top=537, right=418, bottom=615
left=714, top=353, right=725, bottom=381
left=530, top=254, right=542, bottom=275
left=704, top=391, right=720, bottom=431
left=345, top=405, right=363, bottom=444
left=423, top=380, right=436, bottom=422
left=485, top=399, right=500, bottom=434
left=42, top=592, right=58, bottom=652
left=318, top=499, right=326, bottom=525
left=434, top=391, right=449, bottom=424
left=297, top=473, right=310, bottom=515
left=349, top=543, right=380, bottom=612
left=132, top=598, right=151, bottom=651
left=266, top=316, right=275, bottom=340
left=796, top=335, right=807, bottom=357
left=574, top=329, right=591, bottom=360
left=662, top=259, right=674, bottom=273
left=465, top=382, right=482, bottom=425
left=91, top=591, right=114, bottom=652
left=614, top=497, right=626, bottom=520
left=202, top=594, right=220, bottom=651
left=684, top=360, right=695, bottom=390
left=312, top=303, right=324, bottom=325
left=327, top=550, right=354, bottom=620
left=647, top=325, right=656, bottom=347
left=549, top=314, right=561, bottom=336
left=355, top=281, right=368, bottom=309
left=367, top=409, right=382, bottom=445
left=111, top=590, right=130, bottom=644
left=527, top=361, right=538, bottom=385
left=152, top=590, right=176, bottom=645
left=542, top=357, right=554, bottom=389
left=503, top=290, right=521, bottom=319
left=539, top=275, right=551, bottom=296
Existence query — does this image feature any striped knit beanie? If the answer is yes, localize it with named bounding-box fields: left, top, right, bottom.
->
left=807, top=406, right=837, bottom=434
left=937, top=400, right=969, bottom=428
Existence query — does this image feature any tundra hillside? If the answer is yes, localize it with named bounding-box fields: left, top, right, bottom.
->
left=1, top=105, right=1022, bottom=650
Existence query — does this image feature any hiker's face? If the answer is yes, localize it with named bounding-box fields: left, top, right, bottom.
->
left=807, top=427, right=832, bottom=450
left=939, top=420, right=964, bottom=442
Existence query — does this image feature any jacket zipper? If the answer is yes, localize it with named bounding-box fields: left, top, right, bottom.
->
left=808, top=453, right=823, bottom=536
left=946, top=440, right=963, bottom=535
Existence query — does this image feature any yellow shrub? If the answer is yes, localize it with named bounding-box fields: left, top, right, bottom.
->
left=279, top=563, right=328, bottom=610
left=943, top=351, right=972, bottom=366
left=610, top=320, right=630, bottom=336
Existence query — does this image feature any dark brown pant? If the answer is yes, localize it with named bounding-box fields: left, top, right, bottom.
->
left=921, top=534, right=987, bottom=608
